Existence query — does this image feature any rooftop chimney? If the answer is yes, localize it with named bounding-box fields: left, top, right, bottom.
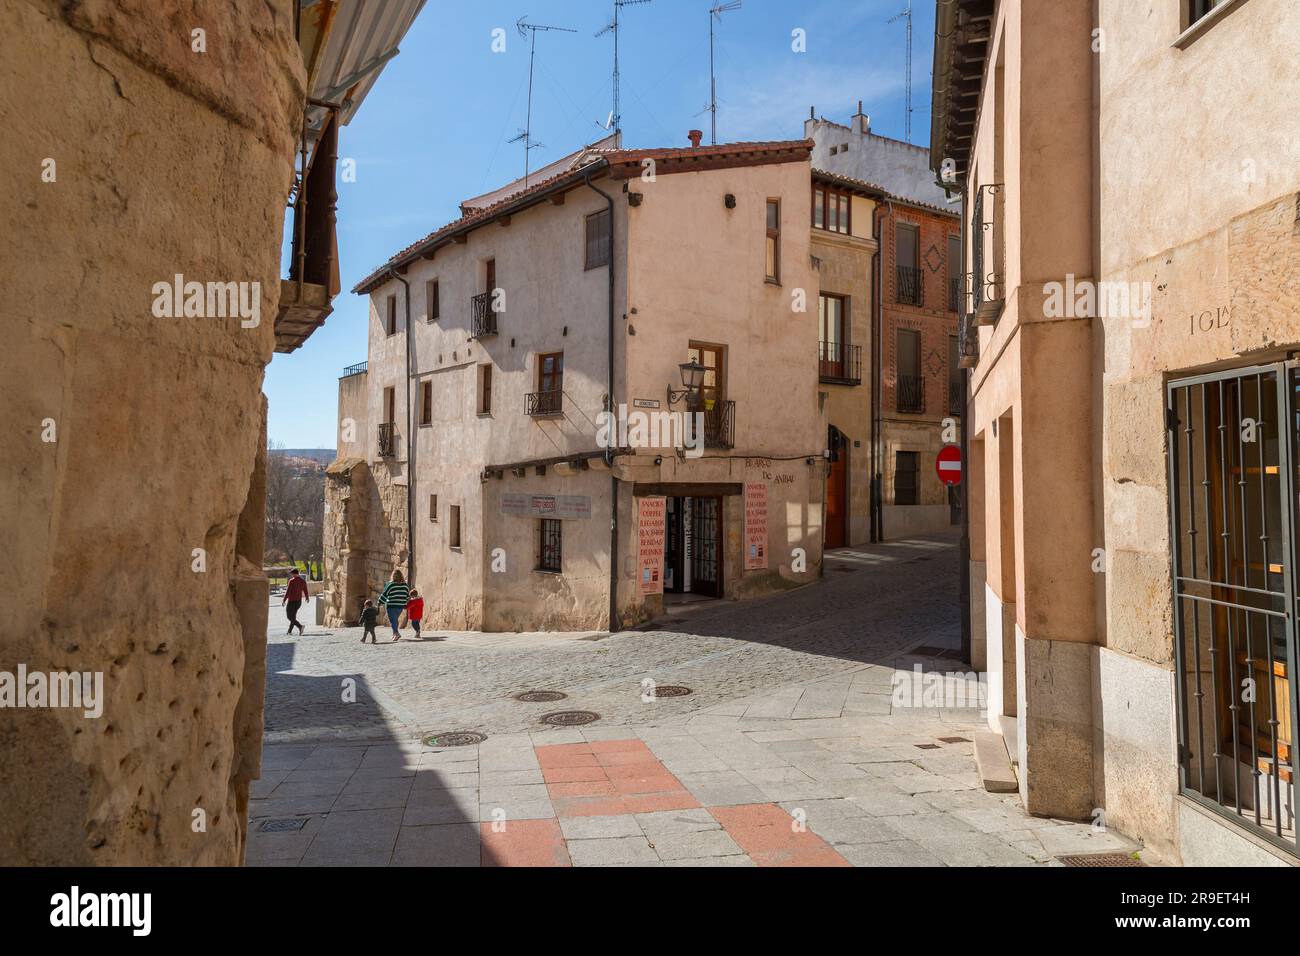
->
left=687, top=129, right=703, bottom=148
left=852, top=100, right=870, bottom=136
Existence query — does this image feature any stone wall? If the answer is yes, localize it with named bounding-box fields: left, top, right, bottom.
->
left=0, top=0, right=302, bottom=864
left=322, top=457, right=408, bottom=627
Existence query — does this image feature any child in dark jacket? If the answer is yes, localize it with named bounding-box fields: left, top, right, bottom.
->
left=359, top=600, right=379, bottom=644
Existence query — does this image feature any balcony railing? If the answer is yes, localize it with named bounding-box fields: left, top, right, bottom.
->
left=377, top=422, right=397, bottom=458
left=819, top=342, right=862, bottom=385
left=897, top=375, right=925, bottom=414
left=948, top=275, right=961, bottom=313
left=340, top=360, right=368, bottom=378
left=949, top=380, right=964, bottom=416
left=897, top=265, right=924, bottom=306
left=972, top=183, right=1005, bottom=324
left=471, top=291, right=498, bottom=338
left=958, top=311, right=979, bottom=368
left=698, top=400, right=735, bottom=449
left=526, top=389, right=563, bottom=416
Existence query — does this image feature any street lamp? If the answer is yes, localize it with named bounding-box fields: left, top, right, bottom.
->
left=667, top=359, right=706, bottom=407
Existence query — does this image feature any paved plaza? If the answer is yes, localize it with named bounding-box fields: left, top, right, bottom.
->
left=248, top=534, right=1140, bottom=867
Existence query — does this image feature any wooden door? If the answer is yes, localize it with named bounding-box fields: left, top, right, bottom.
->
left=826, top=442, right=848, bottom=549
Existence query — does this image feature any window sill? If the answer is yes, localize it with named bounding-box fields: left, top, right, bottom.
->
left=449, top=546, right=462, bottom=553
left=764, top=278, right=781, bottom=287
left=1173, top=0, right=1246, bottom=48
left=477, top=411, right=493, bottom=419
left=534, top=567, right=562, bottom=575
left=419, top=423, right=432, bottom=428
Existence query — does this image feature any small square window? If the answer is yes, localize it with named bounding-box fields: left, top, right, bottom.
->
left=538, top=518, right=562, bottom=572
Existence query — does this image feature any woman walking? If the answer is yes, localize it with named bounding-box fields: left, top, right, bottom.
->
left=377, top=569, right=410, bottom=641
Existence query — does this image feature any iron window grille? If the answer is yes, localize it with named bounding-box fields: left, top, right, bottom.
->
left=539, top=518, right=562, bottom=572
left=471, top=291, right=497, bottom=338
left=1167, top=363, right=1300, bottom=855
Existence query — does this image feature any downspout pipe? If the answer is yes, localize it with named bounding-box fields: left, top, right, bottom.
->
left=386, top=267, right=415, bottom=587
left=583, top=170, right=619, bottom=633
left=870, top=203, right=885, bottom=542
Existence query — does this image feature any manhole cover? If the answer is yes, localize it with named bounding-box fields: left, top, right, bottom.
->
left=514, top=690, right=568, bottom=703
left=540, top=710, right=600, bottom=726
left=649, top=685, right=693, bottom=698
left=257, top=818, right=308, bottom=833
left=1058, top=853, right=1143, bottom=867
left=914, top=743, right=941, bottom=750
left=939, top=736, right=971, bottom=744
left=422, top=731, right=487, bottom=747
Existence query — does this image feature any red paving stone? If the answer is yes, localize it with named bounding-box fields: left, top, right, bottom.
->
left=513, top=741, right=848, bottom=866
left=480, top=818, right=571, bottom=867
left=709, top=804, right=851, bottom=868
left=542, top=740, right=699, bottom=818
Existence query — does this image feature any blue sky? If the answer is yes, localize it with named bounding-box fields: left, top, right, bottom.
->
left=267, top=0, right=934, bottom=447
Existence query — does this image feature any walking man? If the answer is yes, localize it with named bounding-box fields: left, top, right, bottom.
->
left=377, top=569, right=410, bottom=641
left=283, top=567, right=309, bottom=636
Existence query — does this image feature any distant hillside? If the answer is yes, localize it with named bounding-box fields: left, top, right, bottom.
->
left=271, top=448, right=334, bottom=464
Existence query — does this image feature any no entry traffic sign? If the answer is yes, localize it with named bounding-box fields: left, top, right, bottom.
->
left=936, top=444, right=962, bottom=486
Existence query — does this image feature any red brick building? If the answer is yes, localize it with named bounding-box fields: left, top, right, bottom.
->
left=876, top=197, right=963, bottom=538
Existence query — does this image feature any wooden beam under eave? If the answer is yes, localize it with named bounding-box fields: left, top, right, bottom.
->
left=497, top=215, right=511, bottom=227
left=452, top=234, right=468, bottom=244
left=550, top=193, right=565, bottom=205
left=421, top=249, right=436, bottom=260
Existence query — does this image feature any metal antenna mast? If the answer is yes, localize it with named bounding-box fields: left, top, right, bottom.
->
left=707, top=1, right=741, bottom=145
left=888, top=0, right=913, bottom=142
left=511, top=17, right=575, bottom=187
left=595, top=0, right=652, bottom=135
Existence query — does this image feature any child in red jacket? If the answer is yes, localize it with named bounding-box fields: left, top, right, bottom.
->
left=406, top=589, right=424, bottom=638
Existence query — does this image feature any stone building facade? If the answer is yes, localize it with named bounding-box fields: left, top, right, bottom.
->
left=932, top=0, right=1300, bottom=864
left=326, top=139, right=831, bottom=632
left=810, top=171, right=879, bottom=548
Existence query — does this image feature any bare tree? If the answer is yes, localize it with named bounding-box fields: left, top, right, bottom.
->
left=265, top=441, right=325, bottom=571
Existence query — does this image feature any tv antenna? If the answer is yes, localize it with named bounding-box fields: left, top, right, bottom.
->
left=705, top=1, right=741, bottom=145
left=595, top=0, right=652, bottom=135
left=511, top=17, right=575, bottom=187
left=888, top=0, right=913, bottom=142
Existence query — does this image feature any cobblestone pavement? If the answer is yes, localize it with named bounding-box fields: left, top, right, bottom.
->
left=250, top=533, right=1141, bottom=866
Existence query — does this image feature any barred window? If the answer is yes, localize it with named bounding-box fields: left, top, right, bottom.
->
left=585, top=209, right=611, bottom=270
left=895, top=451, right=919, bottom=506
left=538, top=518, right=562, bottom=572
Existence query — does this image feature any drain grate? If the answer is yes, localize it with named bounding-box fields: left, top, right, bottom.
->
left=257, top=817, right=309, bottom=833
left=649, top=685, right=693, bottom=699
left=939, top=736, right=971, bottom=744
left=1058, top=853, right=1143, bottom=868
left=422, top=731, right=487, bottom=748
left=914, top=743, right=941, bottom=750
left=514, top=690, right=568, bottom=703
left=540, top=710, right=600, bottom=726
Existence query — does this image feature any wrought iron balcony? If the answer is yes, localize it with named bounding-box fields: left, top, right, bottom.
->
left=948, top=275, right=961, bottom=313
left=949, top=380, right=964, bottom=416
left=897, top=375, right=925, bottom=414
left=471, top=291, right=498, bottom=338
left=819, top=342, right=862, bottom=385
left=340, top=360, right=368, bottom=378
left=972, top=183, right=1005, bottom=324
left=526, top=389, right=563, bottom=416
left=897, top=265, right=924, bottom=306
left=699, top=400, right=735, bottom=449
left=958, top=311, right=979, bottom=369
left=377, top=422, right=397, bottom=458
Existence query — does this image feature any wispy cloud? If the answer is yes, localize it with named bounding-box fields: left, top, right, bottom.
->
left=718, top=61, right=905, bottom=142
